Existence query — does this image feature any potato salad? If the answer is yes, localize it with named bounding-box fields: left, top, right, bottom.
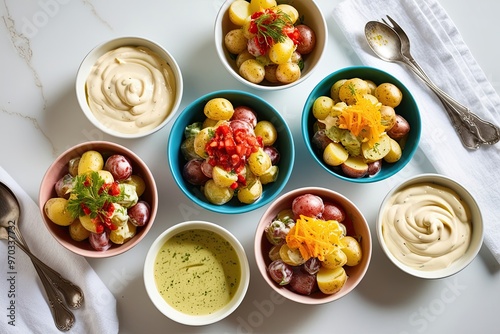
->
left=264, top=193, right=363, bottom=296
left=311, top=78, right=411, bottom=178
left=44, top=150, right=152, bottom=251
left=224, top=0, right=317, bottom=85
left=181, top=97, right=281, bottom=205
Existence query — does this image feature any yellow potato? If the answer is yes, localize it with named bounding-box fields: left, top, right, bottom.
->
left=203, top=179, right=234, bottom=205
left=250, top=0, right=277, bottom=13
left=259, top=165, right=279, bottom=184
left=361, top=133, right=391, bottom=162
left=375, top=83, right=403, bottom=108
left=237, top=179, right=262, bottom=204
left=330, top=79, right=347, bottom=103
left=365, top=79, right=377, bottom=95
left=236, top=50, right=254, bottom=68
left=323, top=142, right=349, bottom=166
left=110, top=221, right=137, bottom=245
left=248, top=147, right=272, bottom=176
left=380, top=105, right=397, bottom=130
left=228, top=0, right=251, bottom=26
left=239, top=59, right=265, bottom=84
left=313, top=96, right=334, bottom=120
left=277, top=4, right=299, bottom=23
left=269, top=37, right=295, bottom=65
left=77, top=150, right=104, bottom=175
left=254, top=120, right=277, bottom=146
left=193, top=127, right=214, bottom=158
left=212, top=166, right=238, bottom=188
left=341, top=236, right=363, bottom=266
left=204, top=98, right=234, bottom=121
left=321, top=247, right=348, bottom=269
left=97, top=170, right=114, bottom=184
left=69, top=219, right=90, bottom=241
left=384, top=137, right=402, bottom=163
left=279, top=244, right=306, bottom=266
left=79, top=214, right=99, bottom=233
left=124, top=174, right=146, bottom=197
left=338, top=78, right=370, bottom=105
left=44, top=198, right=74, bottom=226
left=275, top=62, right=301, bottom=84
left=224, top=28, right=247, bottom=55
left=316, top=266, right=347, bottom=295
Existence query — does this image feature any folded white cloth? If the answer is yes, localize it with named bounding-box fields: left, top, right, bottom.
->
left=333, top=0, right=500, bottom=263
left=0, top=166, right=119, bottom=333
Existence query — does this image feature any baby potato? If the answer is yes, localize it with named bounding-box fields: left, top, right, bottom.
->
left=264, top=64, right=279, bottom=83
left=341, top=156, right=368, bottom=178
left=193, top=127, right=214, bottom=158
left=365, top=79, right=377, bottom=95
left=275, top=62, right=301, bottom=84
left=203, top=179, right=234, bottom=205
left=237, top=179, right=262, bottom=204
left=236, top=50, right=254, bottom=68
left=323, top=142, right=349, bottom=166
left=316, top=266, right=347, bottom=295
left=248, top=147, right=272, bottom=176
left=254, top=120, right=277, bottom=146
left=78, top=150, right=104, bottom=175
left=228, top=0, right=251, bottom=26
left=79, top=214, right=99, bottom=233
left=361, top=133, right=391, bottom=162
left=204, top=98, right=234, bottom=121
left=110, top=221, right=137, bottom=244
left=259, top=165, right=279, bottom=184
left=339, top=78, right=370, bottom=105
left=313, top=96, right=334, bottom=120
left=279, top=244, right=306, bottom=266
left=239, top=59, right=265, bottom=84
left=341, top=236, right=363, bottom=266
left=384, top=137, right=403, bottom=163
left=97, top=170, right=114, bottom=184
left=124, top=174, right=146, bottom=197
left=375, top=83, right=403, bottom=108
left=44, top=198, right=74, bottom=226
left=69, top=219, right=90, bottom=241
left=277, top=4, right=299, bottom=23
left=330, top=79, right=347, bottom=103
left=387, top=114, right=411, bottom=140
left=269, top=37, right=295, bottom=64
left=380, top=105, right=397, bottom=130
left=224, top=28, right=247, bottom=55
left=322, top=247, right=348, bottom=269
left=295, top=24, right=316, bottom=55
left=212, top=166, right=238, bottom=188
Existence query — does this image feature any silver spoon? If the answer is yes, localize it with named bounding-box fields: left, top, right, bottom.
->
left=364, top=20, right=500, bottom=149
left=0, top=226, right=75, bottom=331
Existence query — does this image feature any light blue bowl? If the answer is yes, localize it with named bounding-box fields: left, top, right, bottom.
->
left=302, top=66, right=421, bottom=183
left=168, top=90, right=295, bottom=214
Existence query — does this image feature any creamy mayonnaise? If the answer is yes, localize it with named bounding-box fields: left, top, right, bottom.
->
left=154, top=229, right=241, bottom=315
left=381, top=182, right=472, bottom=271
left=86, top=46, right=176, bottom=134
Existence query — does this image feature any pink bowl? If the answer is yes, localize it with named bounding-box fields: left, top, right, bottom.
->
left=38, top=141, right=158, bottom=258
left=254, top=187, right=372, bottom=304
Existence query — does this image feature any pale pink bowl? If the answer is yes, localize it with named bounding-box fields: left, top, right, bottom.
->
left=39, top=141, right=158, bottom=258
left=254, top=187, right=372, bottom=304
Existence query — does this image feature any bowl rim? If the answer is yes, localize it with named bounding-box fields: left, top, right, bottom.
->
left=143, top=220, right=250, bottom=326
left=167, top=89, right=295, bottom=214
left=254, top=186, right=372, bottom=304
left=75, top=36, right=184, bottom=139
left=376, top=173, right=484, bottom=279
left=301, top=65, right=422, bottom=183
left=38, top=140, right=158, bottom=258
left=214, top=0, right=328, bottom=91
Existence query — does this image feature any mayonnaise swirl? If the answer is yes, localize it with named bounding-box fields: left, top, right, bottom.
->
left=86, top=46, right=176, bottom=134
left=381, top=183, right=471, bottom=271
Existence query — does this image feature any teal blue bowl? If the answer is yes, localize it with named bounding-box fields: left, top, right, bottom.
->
left=168, top=90, right=295, bottom=214
left=302, top=66, right=421, bottom=183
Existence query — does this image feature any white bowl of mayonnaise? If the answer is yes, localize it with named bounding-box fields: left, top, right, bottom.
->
left=377, top=173, right=483, bottom=279
left=76, top=36, right=183, bottom=138
left=143, top=220, right=250, bottom=326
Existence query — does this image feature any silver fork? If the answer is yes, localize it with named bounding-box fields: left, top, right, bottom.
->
left=382, top=15, right=500, bottom=148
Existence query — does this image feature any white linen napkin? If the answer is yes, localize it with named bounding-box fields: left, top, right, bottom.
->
left=0, top=166, right=119, bottom=333
left=333, top=0, right=500, bottom=263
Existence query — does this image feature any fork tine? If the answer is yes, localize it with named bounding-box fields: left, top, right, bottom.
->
left=386, top=15, right=400, bottom=30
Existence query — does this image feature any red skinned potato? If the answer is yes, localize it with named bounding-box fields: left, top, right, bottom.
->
left=387, top=114, right=410, bottom=140
left=292, top=194, right=324, bottom=218
left=104, top=154, right=132, bottom=181
left=289, top=269, right=318, bottom=295
left=296, top=24, right=316, bottom=55
left=183, top=159, right=210, bottom=185
left=263, top=146, right=280, bottom=165
left=341, top=156, right=368, bottom=178
left=322, top=202, right=346, bottom=222
left=367, top=160, right=382, bottom=176
left=231, top=105, right=258, bottom=127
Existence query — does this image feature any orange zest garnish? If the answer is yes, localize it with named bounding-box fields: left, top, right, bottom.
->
left=285, top=215, right=345, bottom=261
left=337, top=96, right=385, bottom=147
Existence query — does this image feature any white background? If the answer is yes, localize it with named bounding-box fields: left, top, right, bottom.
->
left=1, top=0, right=499, bottom=333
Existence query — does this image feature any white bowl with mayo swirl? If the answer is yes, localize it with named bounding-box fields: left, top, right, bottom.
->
left=377, top=173, right=483, bottom=279
left=76, top=36, right=183, bottom=138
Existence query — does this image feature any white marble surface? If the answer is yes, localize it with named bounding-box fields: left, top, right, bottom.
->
left=1, top=0, right=500, bottom=333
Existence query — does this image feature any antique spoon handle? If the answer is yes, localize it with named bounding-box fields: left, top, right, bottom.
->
left=9, top=236, right=75, bottom=331
left=13, top=226, right=84, bottom=309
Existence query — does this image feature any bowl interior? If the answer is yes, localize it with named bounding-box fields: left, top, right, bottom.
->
left=377, top=173, right=484, bottom=279
left=168, top=90, right=294, bottom=214
left=255, top=187, right=372, bottom=304
left=214, top=0, right=327, bottom=90
left=144, top=221, right=250, bottom=326
left=302, top=66, right=422, bottom=183
left=75, top=36, right=183, bottom=138
left=38, top=141, right=158, bottom=258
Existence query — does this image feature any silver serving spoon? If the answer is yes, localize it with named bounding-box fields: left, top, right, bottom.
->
left=364, top=20, right=500, bottom=149
left=0, top=182, right=84, bottom=330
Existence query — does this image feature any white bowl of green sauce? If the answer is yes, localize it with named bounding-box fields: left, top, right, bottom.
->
left=144, top=220, right=250, bottom=326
